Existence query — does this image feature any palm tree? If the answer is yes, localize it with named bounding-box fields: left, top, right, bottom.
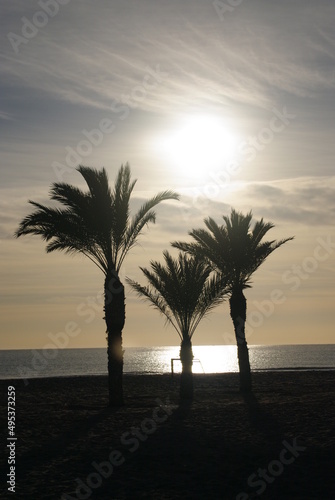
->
left=127, top=251, right=227, bottom=399
left=15, top=164, right=179, bottom=406
left=172, top=209, right=294, bottom=392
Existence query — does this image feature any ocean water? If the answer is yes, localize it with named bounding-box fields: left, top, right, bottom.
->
left=0, top=344, right=335, bottom=381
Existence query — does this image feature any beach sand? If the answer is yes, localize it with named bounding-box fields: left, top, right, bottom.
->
left=1, top=371, right=334, bottom=499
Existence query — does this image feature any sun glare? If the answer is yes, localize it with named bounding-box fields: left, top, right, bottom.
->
left=154, top=115, right=240, bottom=180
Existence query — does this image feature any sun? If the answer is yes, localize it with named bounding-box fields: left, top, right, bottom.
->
left=154, top=115, right=240, bottom=180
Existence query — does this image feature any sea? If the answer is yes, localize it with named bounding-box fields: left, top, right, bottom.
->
left=0, top=344, right=335, bottom=381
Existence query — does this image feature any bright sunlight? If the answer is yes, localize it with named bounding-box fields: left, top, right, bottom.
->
left=154, top=115, right=240, bottom=180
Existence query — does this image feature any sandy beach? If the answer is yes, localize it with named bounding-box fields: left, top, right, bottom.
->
left=1, top=371, right=334, bottom=499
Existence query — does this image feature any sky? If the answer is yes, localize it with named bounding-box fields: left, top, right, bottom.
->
left=1, top=0, right=334, bottom=350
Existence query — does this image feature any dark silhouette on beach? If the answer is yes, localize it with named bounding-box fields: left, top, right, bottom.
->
left=15, top=164, right=179, bottom=406
left=173, top=209, right=293, bottom=392
left=127, top=251, right=227, bottom=399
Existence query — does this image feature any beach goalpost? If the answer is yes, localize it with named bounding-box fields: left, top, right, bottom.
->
left=170, top=358, right=205, bottom=376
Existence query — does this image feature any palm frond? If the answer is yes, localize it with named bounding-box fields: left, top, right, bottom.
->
left=110, top=163, right=136, bottom=258
left=126, top=277, right=182, bottom=338
left=49, top=183, right=89, bottom=212
left=251, top=219, right=274, bottom=248
left=188, top=272, right=228, bottom=337
left=77, top=165, right=111, bottom=201
left=117, top=190, right=179, bottom=270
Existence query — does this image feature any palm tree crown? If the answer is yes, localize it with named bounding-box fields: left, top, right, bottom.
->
left=16, top=164, right=179, bottom=274
left=172, top=209, right=294, bottom=291
left=127, top=251, right=227, bottom=341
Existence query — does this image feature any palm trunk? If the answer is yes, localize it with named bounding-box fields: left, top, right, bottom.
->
left=104, top=272, right=125, bottom=406
left=179, top=337, right=194, bottom=400
left=229, top=290, right=252, bottom=392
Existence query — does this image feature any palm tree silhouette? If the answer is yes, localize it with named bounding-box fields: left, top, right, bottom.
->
left=172, top=209, right=293, bottom=392
left=15, top=164, right=179, bottom=405
left=127, top=251, right=227, bottom=399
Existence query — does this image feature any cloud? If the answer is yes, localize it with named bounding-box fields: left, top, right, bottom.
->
left=2, top=0, right=335, bottom=116
left=148, top=176, right=335, bottom=231
left=0, top=110, right=14, bottom=121
left=226, top=177, right=335, bottom=226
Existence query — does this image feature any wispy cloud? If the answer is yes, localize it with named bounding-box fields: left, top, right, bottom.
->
left=215, top=176, right=335, bottom=227
left=2, top=0, right=335, bottom=114
left=0, top=110, right=14, bottom=121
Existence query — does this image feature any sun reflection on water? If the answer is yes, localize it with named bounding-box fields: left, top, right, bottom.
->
left=145, top=345, right=239, bottom=374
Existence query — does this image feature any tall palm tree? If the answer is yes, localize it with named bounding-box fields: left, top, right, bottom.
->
left=127, top=251, right=227, bottom=400
left=172, top=209, right=294, bottom=392
left=15, top=164, right=179, bottom=406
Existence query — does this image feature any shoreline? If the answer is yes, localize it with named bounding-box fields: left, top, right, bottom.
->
left=2, top=365, right=335, bottom=383
left=1, top=371, right=334, bottom=499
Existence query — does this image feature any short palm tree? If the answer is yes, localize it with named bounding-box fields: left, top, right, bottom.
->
left=172, top=209, right=294, bottom=392
left=15, top=164, right=179, bottom=406
left=127, top=251, right=227, bottom=399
